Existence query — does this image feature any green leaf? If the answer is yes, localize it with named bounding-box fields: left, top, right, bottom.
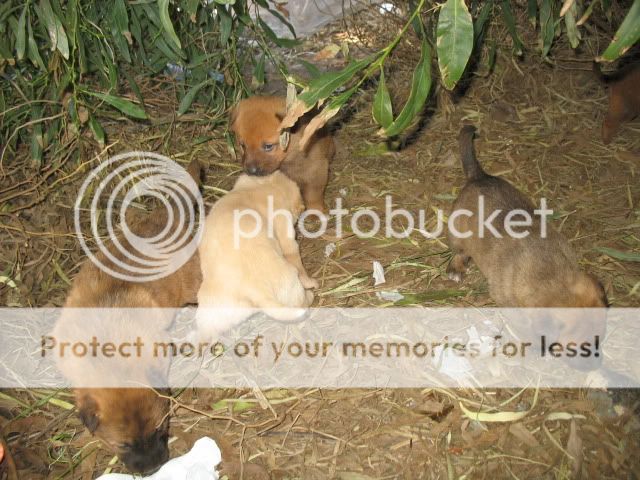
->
left=38, top=0, right=69, bottom=59
left=213, top=0, right=236, bottom=4
left=217, top=4, right=232, bottom=44
left=158, top=0, right=181, bottom=50
left=380, top=40, right=431, bottom=138
left=257, top=18, right=300, bottom=48
left=564, top=1, right=581, bottom=49
left=298, top=55, right=374, bottom=107
left=394, top=289, right=466, bottom=305
left=212, top=399, right=254, bottom=412
left=30, top=105, right=43, bottom=165
left=16, top=4, right=27, bottom=60
left=185, top=0, right=199, bottom=21
left=178, top=79, right=214, bottom=115
left=437, top=0, right=474, bottom=90
left=474, top=0, right=493, bottom=44
left=26, top=21, right=46, bottom=70
left=89, top=115, right=106, bottom=147
left=595, top=247, right=640, bottom=263
left=113, top=0, right=129, bottom=34
left=527, top=0, right=538, bottom=27
left=298, top=59, right=322, bottom=78
left=599, top=0, right=640, bottom=61
left=500, top=0, right=524, bottom=56
left=267, top=8, right=296, bottom=39
left=539, top=0, right=555, bottom=57
left=252, top=54, right=265, bottom=87
left=372, top=69, right=393, bottom=129
left=86, top=91, right=148, bottom=119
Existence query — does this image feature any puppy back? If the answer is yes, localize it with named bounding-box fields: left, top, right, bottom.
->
left=459, top=125, right=486, bottom=181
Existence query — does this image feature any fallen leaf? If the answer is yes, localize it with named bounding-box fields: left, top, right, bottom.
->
left=566, top=419, right=583, bottom=479
left=509, top=422, right=539, bottom=447
left=314, top=43, right=341, bottom=61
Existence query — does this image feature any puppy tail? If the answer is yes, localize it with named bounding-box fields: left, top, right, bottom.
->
left=458, top=125, right=486, bottom=181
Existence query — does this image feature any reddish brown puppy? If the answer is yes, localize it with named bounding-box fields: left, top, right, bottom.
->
left=593, top=61, right=640, bottom=144
left=230, top=95, right=336, bottom=212
left=56, top=160, right=204, bottom=473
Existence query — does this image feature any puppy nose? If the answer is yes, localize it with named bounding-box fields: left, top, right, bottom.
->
left=246, top=165, right=261, bottom=175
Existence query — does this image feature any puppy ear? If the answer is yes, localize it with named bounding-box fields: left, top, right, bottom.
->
left=76, top=393, right=100, bottom=433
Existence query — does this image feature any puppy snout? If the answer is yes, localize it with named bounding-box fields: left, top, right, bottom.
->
left=246, top=164, right=265, bottom=176
left=120, top=438, right=169, bottom=473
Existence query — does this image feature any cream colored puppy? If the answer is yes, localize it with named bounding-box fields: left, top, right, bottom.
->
left=196, top=171, right=317, bottom=339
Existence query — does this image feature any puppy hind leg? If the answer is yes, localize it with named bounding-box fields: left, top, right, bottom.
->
left=274, top=217, right=319, bottom=289
left=447, top=253, right=471, bottom=283
left=301, top=182, right=327, bottom=214
left=602, top=92, right=627, bottom=144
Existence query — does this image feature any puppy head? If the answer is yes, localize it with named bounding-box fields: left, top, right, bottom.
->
left=570, top=273, right=609, bottom=308
left=230, top=96, right=289, bottom=176
left=76, top=388, right=170, bottom=473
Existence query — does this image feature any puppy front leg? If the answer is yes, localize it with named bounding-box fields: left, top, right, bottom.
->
left=274, top=218, right=319, bottom=289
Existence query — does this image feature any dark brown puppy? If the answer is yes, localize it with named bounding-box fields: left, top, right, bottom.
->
left=593, top=61, right=640, bottom=144
left=230, top=96, right=336, bottom=212
left=447, top=126, right=607, bottom=357
left=56, top=160, right=204, bottom=473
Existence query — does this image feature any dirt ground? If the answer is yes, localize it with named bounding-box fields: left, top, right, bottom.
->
left=1, top=2, right=640, bottom=479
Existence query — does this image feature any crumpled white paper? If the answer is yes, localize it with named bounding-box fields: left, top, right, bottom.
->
left=97, top=437, right=222, bottom=480
left=372, top=261, right=386, bottom=286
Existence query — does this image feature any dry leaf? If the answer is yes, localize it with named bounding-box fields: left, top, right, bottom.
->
left=560, top=0, right=576, bottom=16
left=280, top=98, right=312, bottom=130
left=314, top=44, right=341, bottom=61
left=566, top=419, right=583, bottom=479
left=299, top=105, right=339, bottom=150
left=509, top=422, right=539, bottom=447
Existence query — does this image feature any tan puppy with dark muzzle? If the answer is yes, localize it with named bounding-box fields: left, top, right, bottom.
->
left=447, top=126, right=608, bottom=367
left=196, top=171, right=317, bottom=340
left=230, top=96, right=336, bottom=212
left=55, top=160, right=204, bottom=473
left=593, top=61, right=640, bottom=144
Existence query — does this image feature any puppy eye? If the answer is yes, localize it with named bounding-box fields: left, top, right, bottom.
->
left=262, top=143, right=275, bottom=152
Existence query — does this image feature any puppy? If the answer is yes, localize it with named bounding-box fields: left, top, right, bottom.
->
left=593, top=61, right=640, bottom=144
left=447, top=125, right=607, bottom=308
left=447, top=126, right=607, bottom=364
left=196, top=171, right=317, bottom=339
left=55, top=160, right=204, bottom=473
left=230, top=95, right=336, bottom=212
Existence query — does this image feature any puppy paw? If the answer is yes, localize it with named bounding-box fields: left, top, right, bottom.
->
left=304, top=204, right=327, bottom=216
left=447, top=271, right=464, bottom=283
left=300, top=275, right=319, bottom=289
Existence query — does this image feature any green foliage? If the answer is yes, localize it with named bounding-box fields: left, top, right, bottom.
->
left=437, top=0, right=474, bottom=89
left=0, top=0, right=292, bottom=163
left=284, top=0, right=638, bottom=141
left=0, top=0, right=638, bottom=162
left=598, top=0, right=640, bottom=61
